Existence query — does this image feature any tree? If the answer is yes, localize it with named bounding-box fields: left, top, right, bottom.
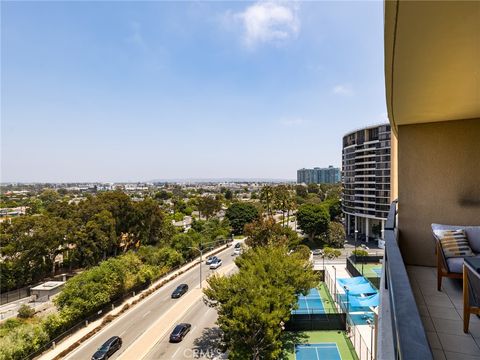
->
left=224, top=189, right=233, bottom=201
left=296, top=204, right=330, bottom=241
left=295, top=185, right=308, bottom=198
left=323, top=247, right=342, bottom=260
left=273, top=185, right=291, bottom=226
left=259, top=186, right=275, bottom=216
left=17, top=304, right=35, bottom=319
left=244, top=217, right=299, bottom=248
left=307, top=183, right=319, bottom=194
left=294, top=244, right=311, bottom=260
left=326, top=221, right=346, bottom=248
left=323, top=198, right=342, bottom=221
left=225, top=203, right=259, bottom=235
left=204, top=246, right=316, bottom=360
left=197, top=196, right=222, bottom=220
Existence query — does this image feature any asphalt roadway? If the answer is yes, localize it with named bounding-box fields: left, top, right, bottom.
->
left=65, top=244, right=238, bottom=360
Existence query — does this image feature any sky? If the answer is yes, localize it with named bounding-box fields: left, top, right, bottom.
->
left=1, top=1, right=388, bottom=182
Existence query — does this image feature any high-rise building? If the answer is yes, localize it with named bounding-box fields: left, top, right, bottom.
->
left=342, top=123, right=391, bottom=241
left=297, top=166, right=340, bottom=184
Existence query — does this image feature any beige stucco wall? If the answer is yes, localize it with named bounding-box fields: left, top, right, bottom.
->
left=397, top=118, right=480, bottom=266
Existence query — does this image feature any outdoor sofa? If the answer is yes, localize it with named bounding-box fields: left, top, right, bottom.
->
left=432, top=223, right=480, bottom=291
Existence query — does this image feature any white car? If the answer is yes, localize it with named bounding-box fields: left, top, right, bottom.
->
left=209, top=259, right=223, bottom=269
left=233, top=248, right=241, bottom=256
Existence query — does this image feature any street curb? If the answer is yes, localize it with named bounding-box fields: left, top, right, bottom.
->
left=41, top=244, right=230, bottom=360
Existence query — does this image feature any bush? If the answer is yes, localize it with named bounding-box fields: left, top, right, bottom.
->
left=17, top=304, right=35, bottom=319
left=352, top=249, right=369, bottom=257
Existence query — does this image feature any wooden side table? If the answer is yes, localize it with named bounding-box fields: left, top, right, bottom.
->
left=463, top=257, right=480, bottom=333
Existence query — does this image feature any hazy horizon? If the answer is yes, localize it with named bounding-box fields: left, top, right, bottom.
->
left=2, top=1, right=387, bottom=183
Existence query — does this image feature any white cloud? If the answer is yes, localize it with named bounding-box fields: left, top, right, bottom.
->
left=233, top=1, right=300, bottom=48
left=332, top=84, right=354, bottom=96
left=281, top=117, right=306, bottom=127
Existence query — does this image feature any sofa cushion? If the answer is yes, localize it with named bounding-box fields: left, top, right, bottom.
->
left=434, top=229, right=474, bottom=258
left=432, top=223, right=480, bottom=253
left=466, top=227, right=480, bottom=253
left=447, top=255, right=480, bottom=274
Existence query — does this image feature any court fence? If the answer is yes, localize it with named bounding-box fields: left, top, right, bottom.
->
left=286, top=310, right=346, bottom=331
left=324, top=266, right=377, bottom=360
left=346, top=257, right=381, bottom=289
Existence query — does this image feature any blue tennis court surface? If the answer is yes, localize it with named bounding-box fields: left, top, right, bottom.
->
left=372, top=268, right=382, bottom=276
left=292, top=288, right=325, bottom=314
left=295, top=343, right=341, bottom=360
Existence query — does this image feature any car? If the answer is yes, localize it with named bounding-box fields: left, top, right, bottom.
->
left=312, top=249, right=323, bottom=256
left=91, top=336, right=122, bottom=360
left=205, top=256, right=218, bottom=265
left=233, top=248, right=241, bottom=256
left=169, top=323, right=191, bottom=342
left=234, top=242, right=241, bottom=249
left=171, top=284, right=188, bottom=299
left=210, top=259, right=223, bottom=269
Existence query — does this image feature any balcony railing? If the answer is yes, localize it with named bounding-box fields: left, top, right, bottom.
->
left=378, top=201, right=433, bottom=359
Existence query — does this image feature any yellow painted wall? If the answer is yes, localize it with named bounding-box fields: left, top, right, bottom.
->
left=397, top=118, right=480, bottom=265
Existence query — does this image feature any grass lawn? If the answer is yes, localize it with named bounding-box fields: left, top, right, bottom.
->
left=353, top=262, right=382, bottom=278
left=284, top=330, right=358, bottom=360
left=318, top=283, right=337, bottom=313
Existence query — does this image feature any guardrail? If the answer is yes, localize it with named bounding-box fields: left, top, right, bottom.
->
left=380, top=201, right=432, bottom=359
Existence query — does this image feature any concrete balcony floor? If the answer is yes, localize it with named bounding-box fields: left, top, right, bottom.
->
left=408, top=266, right=480, bottom=360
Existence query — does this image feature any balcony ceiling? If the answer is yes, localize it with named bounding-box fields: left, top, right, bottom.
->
left=384, top=0, right=480, bottom=131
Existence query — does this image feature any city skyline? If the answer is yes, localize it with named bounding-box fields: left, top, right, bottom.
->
left=2, top=1, right=387, bottom=182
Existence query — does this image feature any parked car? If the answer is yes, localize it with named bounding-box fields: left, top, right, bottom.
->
left=312, top=249, right=323, bottom=256
left=210, top=259, right=223, bottom=269
left=171, top=284, right=189, bottom=299
left=205, top=256, right=218, bottom=265
left=169, top=323, right=192, bottom=342
left=234, top=242, right=241, bottom=249
left=233, top=248, right=241, bottom=256
left=91, top=336, right=122, bottom=360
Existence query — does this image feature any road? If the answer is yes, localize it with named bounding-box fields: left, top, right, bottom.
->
left=65, top=244, right=238, bottom=360
left=143, top=266, right=237, bottom=360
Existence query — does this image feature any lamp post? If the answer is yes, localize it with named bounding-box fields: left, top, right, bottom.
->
left=344, top=285, right=350, bottom=317
left=333, top=265, right=337, bottom=304
left=354, top=229, right=359, bottom=263
left=188, top=245, right=203, bottom=289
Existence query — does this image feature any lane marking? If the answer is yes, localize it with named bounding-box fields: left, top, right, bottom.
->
left=171, top=347, right=182, bottom=359
left=120, top=330, right=127, bottom=337
left=142, top=310, right=151, bottom=318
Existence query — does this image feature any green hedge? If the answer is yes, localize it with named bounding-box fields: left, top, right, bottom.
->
left=0, top=246, right=184, bottom=360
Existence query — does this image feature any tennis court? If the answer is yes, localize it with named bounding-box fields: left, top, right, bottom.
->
left=292, top=288, right=325, bottom=314
left=295, top=343, right=342, bottom=360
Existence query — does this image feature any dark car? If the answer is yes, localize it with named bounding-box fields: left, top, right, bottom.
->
left=171, top=284, right=189, bottom=299
left=91, top=336, right=122, bottom=360
left=169, top=323, right=191, bottom=342
left=234, top=242, right=241, bottom=249
left=205, top=256, right=218, bottom=265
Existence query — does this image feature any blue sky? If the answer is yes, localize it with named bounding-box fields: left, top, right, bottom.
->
left=1, top=1, right=387, bottom=182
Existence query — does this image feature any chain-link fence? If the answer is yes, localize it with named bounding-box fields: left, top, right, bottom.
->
left=25, top=241, right=231, bottom=360
left=324, top=266, right=376, bottom=360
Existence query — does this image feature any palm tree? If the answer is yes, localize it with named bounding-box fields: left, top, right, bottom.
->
left=260, top=185, right=275, bottom=217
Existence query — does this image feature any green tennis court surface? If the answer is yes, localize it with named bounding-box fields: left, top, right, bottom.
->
left=353, top=263, right=382, bottom=278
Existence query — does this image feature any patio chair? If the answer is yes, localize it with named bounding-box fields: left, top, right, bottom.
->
left=432, top=224, right=480, bottom=291
left=463, top=258, right=480, bottom=333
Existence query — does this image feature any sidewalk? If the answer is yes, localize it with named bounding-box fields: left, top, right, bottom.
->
left=39, top=244, right=232, bottom=360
